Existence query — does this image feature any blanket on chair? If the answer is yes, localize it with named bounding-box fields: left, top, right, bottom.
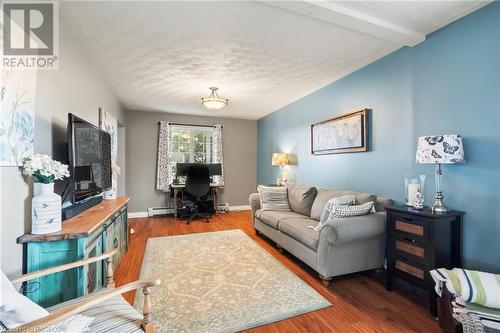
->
left=431, top=268, right=500, bottom=309
left=431, top=268, right=500, bottom=333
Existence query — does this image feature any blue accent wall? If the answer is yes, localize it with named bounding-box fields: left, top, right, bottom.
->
left=257, top=3, right=500, bottom=272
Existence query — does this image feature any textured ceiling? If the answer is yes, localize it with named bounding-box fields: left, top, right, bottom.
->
left=65, top=1, right=489, bottom=120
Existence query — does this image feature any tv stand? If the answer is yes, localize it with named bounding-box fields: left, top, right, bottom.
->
left=62, top=196, right=103, bottom=221
left=18, top=197, right=130, bottom=307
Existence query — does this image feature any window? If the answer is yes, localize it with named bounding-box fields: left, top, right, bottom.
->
left=169, top=125, right=214, bottom=181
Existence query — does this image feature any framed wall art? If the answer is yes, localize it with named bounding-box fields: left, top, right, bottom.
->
left=311, top=109, right=368, bottom=155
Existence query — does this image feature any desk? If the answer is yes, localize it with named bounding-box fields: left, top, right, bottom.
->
left=171, top=183, right=223, bottom=218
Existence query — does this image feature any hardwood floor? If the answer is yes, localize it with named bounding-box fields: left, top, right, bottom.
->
left=115, top=211, right=440, bottom=333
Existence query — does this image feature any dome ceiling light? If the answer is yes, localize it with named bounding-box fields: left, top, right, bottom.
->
left=201, top=87, right=228, bottom=110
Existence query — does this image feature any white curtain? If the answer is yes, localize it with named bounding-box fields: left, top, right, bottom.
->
left=156, top=122, right=224, bottom=190
left=156, top=121, right=172, bottom=191
left=212, top=124, right=224, bottom=185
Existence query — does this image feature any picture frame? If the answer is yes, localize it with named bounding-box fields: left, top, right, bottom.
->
left=311, top=108, right=368, bottom=155
left=99, top=107, right=118, bottom=199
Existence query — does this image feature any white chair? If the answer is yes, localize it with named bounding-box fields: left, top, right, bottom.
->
left=2, top=250, right=160, bottom=333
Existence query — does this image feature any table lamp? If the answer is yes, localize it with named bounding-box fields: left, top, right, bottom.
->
left=415, top=135, right=464, bottom=213
left=272, top=153, right=288, bottom=186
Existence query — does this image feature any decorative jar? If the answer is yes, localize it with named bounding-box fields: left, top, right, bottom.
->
left=32, top=183, right=62, bottom=234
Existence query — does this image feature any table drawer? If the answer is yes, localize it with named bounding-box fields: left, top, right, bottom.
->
left=391, top=234, right=430, bottom=264
left=389, top=212, right=430, bottom=241
left=395, top=259, right=426, bottom=281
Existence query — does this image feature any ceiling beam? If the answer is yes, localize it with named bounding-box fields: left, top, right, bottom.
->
left=261, top=0, right=426, bottom=47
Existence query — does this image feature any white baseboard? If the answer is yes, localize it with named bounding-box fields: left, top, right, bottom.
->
left=129, top=205, right=251, bottom=219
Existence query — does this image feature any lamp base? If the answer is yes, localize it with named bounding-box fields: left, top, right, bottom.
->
left=431, top=191, right=450, bottom=213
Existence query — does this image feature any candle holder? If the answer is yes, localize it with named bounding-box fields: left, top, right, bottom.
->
left=404, top=175, right=426, bottom=207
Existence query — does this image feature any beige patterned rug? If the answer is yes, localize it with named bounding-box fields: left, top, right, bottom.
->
left=134, top=229, right=331, bottom=333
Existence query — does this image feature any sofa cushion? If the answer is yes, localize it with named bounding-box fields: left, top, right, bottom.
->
left=285, top=183, right=317, bottom=216
left=257, top=185, right=291, bottom=212
left=310, top=189, right=377, bottom=221
left=255, top=210, right=306, bottom=229
left=374, top=197, right=393, bottom=212
left=279, top=219, right=320, bottom=250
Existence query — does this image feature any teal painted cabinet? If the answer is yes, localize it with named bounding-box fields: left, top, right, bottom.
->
left=17, top=198, right=129, bottom=308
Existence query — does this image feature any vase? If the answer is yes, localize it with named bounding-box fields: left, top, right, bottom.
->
left=32, top=183, right=62, bottom=234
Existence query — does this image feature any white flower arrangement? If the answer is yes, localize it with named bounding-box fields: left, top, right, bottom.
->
left=22, top=154, right=70, bottom=184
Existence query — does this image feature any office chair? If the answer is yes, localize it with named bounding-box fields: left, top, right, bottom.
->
left=183, top=164, right=213, bottom=224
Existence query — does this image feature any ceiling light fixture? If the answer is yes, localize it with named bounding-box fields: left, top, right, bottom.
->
left=201, top=87, right=228, bottom=110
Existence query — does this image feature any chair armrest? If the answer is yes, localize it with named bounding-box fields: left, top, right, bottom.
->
left=10, top=249, right=118, bottom=284
left=8, top=277, right=161, bottom=333
left=319, top=212, right=386, bottom=245
left=249, top=193, right=261, bottom=217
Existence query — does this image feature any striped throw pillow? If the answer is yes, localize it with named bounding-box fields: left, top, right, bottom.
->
left=257, top=185, right=291, bottom=212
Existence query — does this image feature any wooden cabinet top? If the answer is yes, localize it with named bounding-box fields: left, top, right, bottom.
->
left=17, top=197, right=130, bottom=244
left=385, top=205, right=465, bottom=219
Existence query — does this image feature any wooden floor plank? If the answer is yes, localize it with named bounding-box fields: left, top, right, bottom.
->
left=115, top=211, right=440, bottom=333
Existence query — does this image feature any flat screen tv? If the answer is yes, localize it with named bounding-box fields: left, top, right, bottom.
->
left=67, top=113, right=112, bottom=204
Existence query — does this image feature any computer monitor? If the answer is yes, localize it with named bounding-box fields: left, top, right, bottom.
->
left=175, top=163, right=192, bottom=178
left=175, top=163, right=222, bottom=178
left=207, top=163, right=222, bottom=176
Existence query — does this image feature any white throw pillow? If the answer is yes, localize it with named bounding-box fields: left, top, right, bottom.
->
left=257, top=185, right=291, bottom=212
left=0, top=270, right=48, bottom=329
left=0, top=270, right=93, bottom=332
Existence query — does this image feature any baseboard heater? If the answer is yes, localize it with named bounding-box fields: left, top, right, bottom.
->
left=147, top=207, right=175, bottom=217
left=217, top=203, right=230, bottom=213
left=147, top=203, right=239, bottom=217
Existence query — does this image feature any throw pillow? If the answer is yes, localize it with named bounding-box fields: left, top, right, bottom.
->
left=257, top=185, right=291, bottom=212
left=313, top=195, right=355, bottom=231
left=332, top=201, right=375, bottom=218
left=285, top=183, right=317, bottom=216
left=0, top=270, right=93, bottom=332
left=0, top=270, right=48, bottom=329
left=319, top=195, right=356, bottom=223
left=310, top=189, right=377, bottom=220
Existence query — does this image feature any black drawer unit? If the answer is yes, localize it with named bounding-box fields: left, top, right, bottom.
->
left=385, top=205, right=464, bottom=316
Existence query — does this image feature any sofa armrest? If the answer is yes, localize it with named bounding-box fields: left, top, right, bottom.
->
left=249, top=193, right=261, bottom=217
left=319, top=212, right=386, bottom=245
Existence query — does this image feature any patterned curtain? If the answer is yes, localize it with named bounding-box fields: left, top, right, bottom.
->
left=212, top=124, right=224, bottom=185
left=156, top=121, right=173, bottom=191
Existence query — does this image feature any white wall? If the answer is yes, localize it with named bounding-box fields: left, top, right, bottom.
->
left=0, top=12, right=125, bottom=277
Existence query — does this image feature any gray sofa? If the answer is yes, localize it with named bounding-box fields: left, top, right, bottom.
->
left=249, top=185, right=393, bottom=286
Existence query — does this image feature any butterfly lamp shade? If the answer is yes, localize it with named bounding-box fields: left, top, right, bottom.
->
left=416, top=135, right=464, bottom=164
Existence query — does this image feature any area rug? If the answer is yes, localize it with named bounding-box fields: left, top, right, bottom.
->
left=134, top=229, right=331, bottom=333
